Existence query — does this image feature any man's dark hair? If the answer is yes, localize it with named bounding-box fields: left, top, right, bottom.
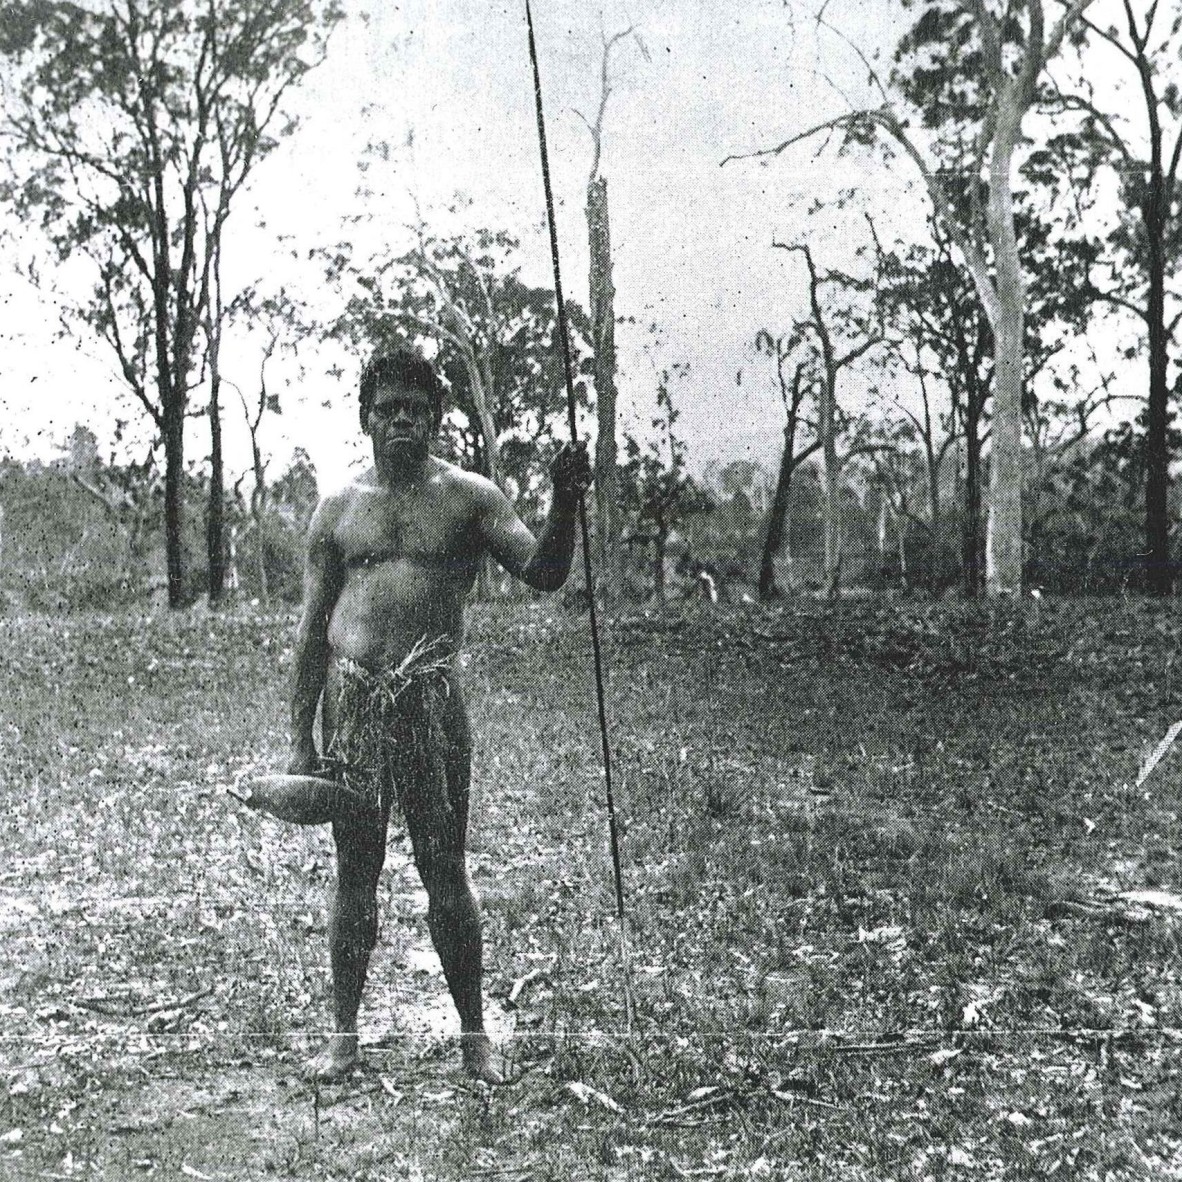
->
left=359, top=348, right=444, bottom=430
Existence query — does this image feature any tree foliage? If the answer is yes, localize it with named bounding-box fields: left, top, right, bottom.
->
left=1041, top=2, right=1182, bottom=592
left=731, top=0, right=1096, bottom=595
left=619, top=364, right=714, bottom=598
left=321, top=221, right=592, bottom=508
left=0, top=0, right=342, bottom=605
left=873, top=189, right=1101, bottom=594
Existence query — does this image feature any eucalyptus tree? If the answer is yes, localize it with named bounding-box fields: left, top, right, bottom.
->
left=0, top=0, right=342, bottom=606
left=771, top=240, right=886, bottom=596
left=752, top=330, right=821, bottom=599
left=618, top=365, right=714, bottom=599
left=322, top=224, right=592, bottom=501
left=1045, top=1, right=1182, bottom=593
left=874, top=198, right=1098, bottom=592
left=728, top=0, right=1094, bottom=594
left=222, top=286, right=314, bottom=601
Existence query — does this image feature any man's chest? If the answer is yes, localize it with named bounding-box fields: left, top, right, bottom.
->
left=336, top=488, right=475, bottom=565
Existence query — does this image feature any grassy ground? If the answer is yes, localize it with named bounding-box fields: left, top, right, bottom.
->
left=2, top=597, right=1182, bottom=1180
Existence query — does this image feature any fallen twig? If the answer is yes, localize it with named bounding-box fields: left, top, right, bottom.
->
left=139, top=986, right=214, bottom=1016
left=669, top=1163, right=728, bottom=1178
left=506, top=967, right=546, bottom=1008
left=1137, top=719, right=1182, bottom=788
left=651, top=1091, right=734, bottom=1124
left=769, top=1088, right=844, bottom=1112
left=72, top=997, right=125, bottom=1018
left=315, top=1081, right=386, bottom=1111
left=833, top=1038, right=937, bottom=1056
left=74, top=985, right=213, bottom=1019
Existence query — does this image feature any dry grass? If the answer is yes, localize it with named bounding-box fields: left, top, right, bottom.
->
left=2, top=598, right=1181, bottom=1179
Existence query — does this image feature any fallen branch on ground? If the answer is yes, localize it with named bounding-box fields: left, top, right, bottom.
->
left=73, top=985, right=213, bottom=1018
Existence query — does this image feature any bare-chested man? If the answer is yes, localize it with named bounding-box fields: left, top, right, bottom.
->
left=287, top=348, right=591, bottom=1084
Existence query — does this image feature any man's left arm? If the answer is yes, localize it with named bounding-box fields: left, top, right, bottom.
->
left=480, top=443, right=592, bottom=593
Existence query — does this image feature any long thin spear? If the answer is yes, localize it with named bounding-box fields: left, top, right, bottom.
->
left=524, top=0, right=633, bottom=1026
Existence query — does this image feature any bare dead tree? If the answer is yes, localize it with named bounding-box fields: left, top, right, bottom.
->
left=754, top=332, right=821, bottom=598
left=772, top=239, right=884, bottom=595
left=576, top=25, right=648, bottom=603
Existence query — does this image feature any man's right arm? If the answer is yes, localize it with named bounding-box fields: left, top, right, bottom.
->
left=289, top=496, right=345, bottom=775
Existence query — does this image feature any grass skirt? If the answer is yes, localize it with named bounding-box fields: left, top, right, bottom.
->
left=326, top=644, right=453, bottom=820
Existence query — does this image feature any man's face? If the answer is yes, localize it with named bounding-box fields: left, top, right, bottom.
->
left=366, top=379, right=435, bottom=467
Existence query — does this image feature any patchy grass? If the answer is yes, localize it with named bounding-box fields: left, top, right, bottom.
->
left=2, top=597, right=1182, bottom=1179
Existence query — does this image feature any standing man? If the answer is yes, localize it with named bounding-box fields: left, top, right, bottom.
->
left=288, top=348, right=591, bottom=1084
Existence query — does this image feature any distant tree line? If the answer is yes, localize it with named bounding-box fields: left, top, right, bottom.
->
left=3, top=0, right=1180, bottom=610
left=728, top=0, right=1182, bottom=598
left=0, top=427, right=317, bottom=613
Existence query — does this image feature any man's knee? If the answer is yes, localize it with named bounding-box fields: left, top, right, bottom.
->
left=334, top=813, right=387, bottom=880
left=331, top=837, right=386, bottom=950
left=332, top=880, right=380, bottom=950
left=423, top=857, right=478, bottom=928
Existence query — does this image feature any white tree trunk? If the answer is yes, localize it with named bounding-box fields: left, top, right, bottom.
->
left=984, top=101, right=1026, bottom=596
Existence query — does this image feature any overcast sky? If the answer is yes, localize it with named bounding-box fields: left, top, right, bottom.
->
left=0, top=0, right=978, bottom=489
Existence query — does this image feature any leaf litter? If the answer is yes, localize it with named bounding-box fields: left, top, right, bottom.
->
left=3, top=600, right=1182, bottom=1178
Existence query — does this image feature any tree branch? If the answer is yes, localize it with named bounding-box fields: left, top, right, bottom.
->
left=582, top=25, right=638, bottom=184
left=1041, top=91, right=1134, bottom=164
left=1042, top=0, right=1096, bottom=71
left=968, top=0, right=1004, bottom=81
left=1076, top=12, right=1138, bottom=65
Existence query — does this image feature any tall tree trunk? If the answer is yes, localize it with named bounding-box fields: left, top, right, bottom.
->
left=984, top=106, right=1025, bottom=596
left=163, top=399, right=186, bottom=608
left=759, top=498, right=793, bottom=599
left=963, top=403, right=984, bottom=597
left=247, top=429, right=270, bottom=603
left=470, top=357, right=501, bottom=489
left=151, top=224, right=187, bottom=608
left=653, top=528, right=667, bottom=600
left=468, top=361, right=500, bottom=600
left=475, top=407, right=501, bottom=489
left=1143, top=177, right=1171, bottom=593
left=207, top=372, right=225, bottom=604
left=928, top=481, right=942, bottom=593
left=951, top=422, right=963, bottom=583
left=588, top=175, right=620, bottom=602
left=760, top=427, right=816, bottom=599
left=760, top=434, right=796, bottom=599
left=226, top=524, right=240, bottom=595
left=255, top=521, right=269, bottom=601
left=897, top=509, right=908, bottom=586
left=924, top=435, right=942, bottom=593
left=821, top=372, right=840, bottom=596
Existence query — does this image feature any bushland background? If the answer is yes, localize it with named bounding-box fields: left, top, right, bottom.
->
left=4, top=2, right=1182, bottom=1179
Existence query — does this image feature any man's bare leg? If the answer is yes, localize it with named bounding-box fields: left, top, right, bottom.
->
left=424, top=855, right=501, bottom=1084
left=306, top=819, right=386, bottom=1080
left=409, top=690, right=502, bottom=1084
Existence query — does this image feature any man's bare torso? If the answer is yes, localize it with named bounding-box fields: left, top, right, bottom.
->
left=325, top=457, right=487, bottom=669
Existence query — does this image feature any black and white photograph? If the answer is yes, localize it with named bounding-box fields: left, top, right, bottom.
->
left=2, top=0, right=1182, bottom=1177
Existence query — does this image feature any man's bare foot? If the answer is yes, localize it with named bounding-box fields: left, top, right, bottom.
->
left=461, top=1032, right=503, bottom=1085
left=304, top=1034, right=360, bottom=1081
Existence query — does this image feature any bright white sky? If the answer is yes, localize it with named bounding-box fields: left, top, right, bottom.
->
left=0, top=0, right=1137, bottom=492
